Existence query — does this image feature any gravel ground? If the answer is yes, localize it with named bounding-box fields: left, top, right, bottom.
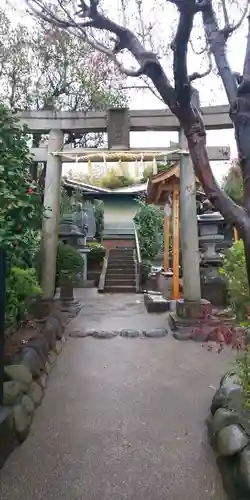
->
left=0, top=290, right=232, bottom=500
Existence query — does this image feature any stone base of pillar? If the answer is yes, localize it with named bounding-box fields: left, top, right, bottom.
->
left=60, top=276, right=74, bottom=301
left=29, top=297, right=56, bottom=320
left=59, top=277, right=82, bottom=314
left=169, top=299, right=213, bottom=341
left=59, top=298, right=82, bottom=316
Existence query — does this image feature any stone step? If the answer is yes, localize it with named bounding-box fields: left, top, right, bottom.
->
left=107, top=262, right=134, bottom=269
left=108, top=258, right=134, bottom=263
left=105, top=279, right=136, bottom=287
left=106, top=272, right=135, bottom=279
left=104, top=285, right=137, bottom=293
left=110, top=249, right=134, bottom=253
left=108, top=257, right=134, bottom=262
left=107, top=270, right=135, bottom=276
left=109, top=254, right=134, bottom=258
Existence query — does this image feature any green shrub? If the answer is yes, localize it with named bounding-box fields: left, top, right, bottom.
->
left=93, top=199, right=104, bottom=242
left=223, top=161, right=243, bottom=205
left=134, top=198, right=164, bottom=260
left=56, top=243, right=84, bottom=280
left=220, top=240, right=249, bottom=322
left=87, top=242, right=105, bottom=262
left=140, top=260, right=152, bottom=287
left=5, top=266, right=41, bottom=325
left=236, top=349, right=250, bottom=410
left=0, top=105, right=43, bottom=265
left=100, top=170, right=135, bottom=189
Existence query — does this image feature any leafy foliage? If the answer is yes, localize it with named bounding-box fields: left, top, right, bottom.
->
left=140, top=165, right=154, bottom=183
left=0, top=6, right=126, bottom=138
left=93, top=200, right=104, bottom=242
left=141, top=162, right=175, bottom=183
left=5, top=267, right=41, bottom=326
left=0, top=105, right=43, bottom=327
left=100, top=170, right=135, bottom=189
left=220, top=240, right=249, bottom=322
left=0, top=105, right=43, bottom=263
left=139, top=260, right=152, bottom=288
left=87, top=242, right=105, bottom=262
left=223, top=161, right=243, bottom=205
left=134, top=198, right=164, bottom=260
left=56, top=243, right=84, bottom=279
left=236, top=350, right=250, bottom=410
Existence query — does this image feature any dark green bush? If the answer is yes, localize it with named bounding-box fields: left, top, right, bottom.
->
left=56, top=243, right=84, bottom=280
left=220, top=240, right=249, bottom=322
left=93, top=200, right=104, bottom=242
left=5, top=266, right=41, bottom=325
left=87, top=242, right=105, bottom=262
left=134, top=199, right=164, bottom=260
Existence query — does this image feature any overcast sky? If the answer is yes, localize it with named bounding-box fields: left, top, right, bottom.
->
left=4, top=0, right=248, bottom=183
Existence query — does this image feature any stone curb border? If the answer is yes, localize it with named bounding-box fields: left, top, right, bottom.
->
left=0, top=313, right=66, bottom=470
left=207, top=371, right=250, bottom=499
left=69, top=328, right=168, bottom=339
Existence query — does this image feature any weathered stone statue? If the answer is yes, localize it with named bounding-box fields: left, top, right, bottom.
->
left=82, top=202, right=96, bottom=240
left=72, top=202, right=88, bottom=237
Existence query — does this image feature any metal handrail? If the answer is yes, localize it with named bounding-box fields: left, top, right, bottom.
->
left=133, top=222, right=141, bottom=264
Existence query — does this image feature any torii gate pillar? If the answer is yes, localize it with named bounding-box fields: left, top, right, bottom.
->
left=179, top=130, right=201, bottom=302
left=41, top=129, right=64, bottom=298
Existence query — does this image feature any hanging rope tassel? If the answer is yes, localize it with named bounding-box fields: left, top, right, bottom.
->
left=88, top=158, right=92, bottom=180
left=153, top=155, right=157, bottom=175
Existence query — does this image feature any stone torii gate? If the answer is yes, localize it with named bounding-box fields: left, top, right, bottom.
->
left=17, top=107, right=232, bottom=301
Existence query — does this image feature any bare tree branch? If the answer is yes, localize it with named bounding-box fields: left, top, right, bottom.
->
left=172, top=0, right=196, bottom=106
left=201, top=0, right=238, bottom=106
left=189, top=37, right=207, bottom=55
left=189, top=50, right=212, bottom=81
left=140, top=75, right=166, bottom=103
left=24, top=0, right=246, bottom=229
left=25, top=0, right=147, bottom=76
left=243, top=14, right=250, bottom=80
left=220, top=0, right=229, bottom=30
left=27, top=0, right=177, bottom=107
left=221, top=0, right=249, bottom=39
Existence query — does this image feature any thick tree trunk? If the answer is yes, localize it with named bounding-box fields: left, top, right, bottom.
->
left=178, top=106, right=246, bottom=229
left=231, top=90, right=250, bottom=214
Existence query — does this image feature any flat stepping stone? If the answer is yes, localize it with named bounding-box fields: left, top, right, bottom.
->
left=92, top=331, right=119, bottom=339
left=120, top=329, right=141, bottom=338
left=69, top=330, right=93, bottom=338
left=144, top=328, right=168, bottom=338
left=70, top=329, right=169, bottom=339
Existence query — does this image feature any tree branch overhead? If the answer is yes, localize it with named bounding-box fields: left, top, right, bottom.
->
left=23, top=1, right=250, bottom=242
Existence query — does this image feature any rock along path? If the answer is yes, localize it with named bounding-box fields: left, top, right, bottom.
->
left=0, top=290, right=232, bottom=499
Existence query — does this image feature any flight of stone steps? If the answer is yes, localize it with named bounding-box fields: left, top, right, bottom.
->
left=104, top=248, right=136, bottom=293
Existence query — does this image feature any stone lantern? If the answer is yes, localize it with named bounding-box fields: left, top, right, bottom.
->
left=197, top=211, right=227, bottom=306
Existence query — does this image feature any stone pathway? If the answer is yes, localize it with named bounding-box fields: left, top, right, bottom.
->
left=0, top=290, right=233, bottom=499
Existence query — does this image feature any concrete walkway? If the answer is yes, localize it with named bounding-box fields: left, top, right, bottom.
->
left=0, top=290, right=231, bottom=499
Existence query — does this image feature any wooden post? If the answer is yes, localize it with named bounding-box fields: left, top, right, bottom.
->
left=164, top=214, right=170, bottom=272
left=234, top=227, right=239, bottom=242
left=172, top=187, right=180, bottom=300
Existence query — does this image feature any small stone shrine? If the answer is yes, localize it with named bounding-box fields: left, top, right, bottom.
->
left=197, top=210, right=227, bottom=306
left=59, top=203, right=87, bottom=246
left=59, top=202, right=92, bottom=280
